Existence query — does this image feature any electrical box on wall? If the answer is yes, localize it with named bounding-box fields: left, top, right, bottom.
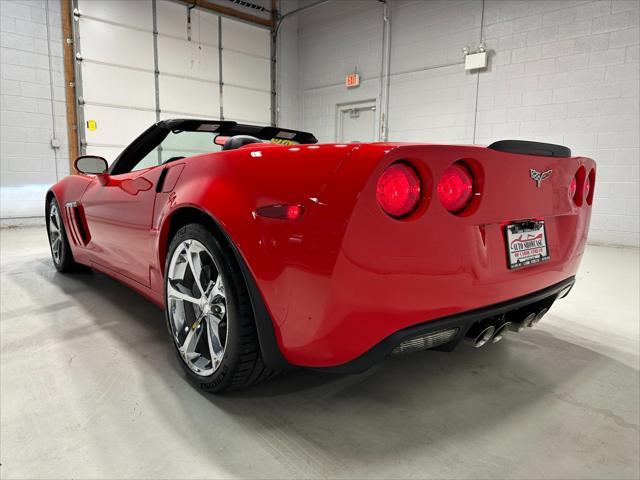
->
left=464, top=51, right=487, bottom=71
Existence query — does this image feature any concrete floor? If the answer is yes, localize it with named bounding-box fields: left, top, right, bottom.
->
left=1, top=226, right=638, bottom=479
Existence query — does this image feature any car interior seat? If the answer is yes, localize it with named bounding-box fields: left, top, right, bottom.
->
left=222, top=135, right=263, bottom=151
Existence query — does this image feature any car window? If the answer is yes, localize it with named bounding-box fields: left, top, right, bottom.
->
left=130, top=130, right=222, bottom=172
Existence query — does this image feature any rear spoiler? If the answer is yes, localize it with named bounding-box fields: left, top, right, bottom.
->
left=488, top=140, right=571, bottom=158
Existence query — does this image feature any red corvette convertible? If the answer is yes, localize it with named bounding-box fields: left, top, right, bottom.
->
left=46, top=119, right=595, bottom=392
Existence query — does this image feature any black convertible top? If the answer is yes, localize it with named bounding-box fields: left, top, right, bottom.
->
left=158, top=119, right=318, bottom=145
left=109, top=119, right=317, bottom=175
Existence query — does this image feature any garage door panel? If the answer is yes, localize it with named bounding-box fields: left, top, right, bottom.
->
left=81, top=62, right=155, bottom=109
left=159, top=75, right=220, bottom=117
left=221, top=17, right=269, bottom=58
left=76, top=5, right=271, bottom=157
left=158, top=36, right=219, bottom=82
left=78, top=0, right=152, bottom=31
left=79, top=18, right=154, bottom=70
left=222, top=50, right=269, bottom=91
left=83, top=105, right=156, bottom=148
left=84, top=145, right=126, bottom=166
left=157, top=0, right=218, bottom=45
left=223, top=86, right=270, bottom=124
left=159, top=112, right=218, bottom=122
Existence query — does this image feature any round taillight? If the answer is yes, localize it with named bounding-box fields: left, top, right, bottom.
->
left=584, top=175, right=591, bottom=201
left=438, top=163, right=474, bottom=213
left=376, top=163, right=421, bottom=218
left=569, top=176, right=577, bottom=200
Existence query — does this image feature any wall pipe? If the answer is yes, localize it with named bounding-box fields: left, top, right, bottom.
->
left=271, top=0, right=331, bottom=126
left=378, top=0, right=391, bottom=141
left=44, top=0, right=60, bottom=180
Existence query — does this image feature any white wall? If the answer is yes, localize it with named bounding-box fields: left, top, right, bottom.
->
left=276, top=1, right=301, bottom=129
left=291, top=0, right=639, bottom=247
left=1, top=0, right=69, bottom=218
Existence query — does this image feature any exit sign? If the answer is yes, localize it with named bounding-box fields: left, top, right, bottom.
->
left=346, top=72, right=360, bottom=88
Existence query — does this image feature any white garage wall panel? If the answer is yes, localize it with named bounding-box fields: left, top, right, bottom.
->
left=75, top=0, right=272, bottom=165
left=157, top=0, right=220, bottom=118
left=77, top=0, right=155, bottom=162
left=81, top=63, right=156, bottom=110
left=159, top=76, right=220, bottom=117
left=221, top=17, right=271, bottom=124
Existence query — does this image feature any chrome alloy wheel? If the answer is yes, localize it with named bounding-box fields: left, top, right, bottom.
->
left=166, top=239, right=228, bottom=376
left=48, top=203, right=63, bottom=264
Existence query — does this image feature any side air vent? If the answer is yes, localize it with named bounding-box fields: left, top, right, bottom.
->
left=65, top=202, right=90, bottom=246
left=488, top=140, right=571, bottom=158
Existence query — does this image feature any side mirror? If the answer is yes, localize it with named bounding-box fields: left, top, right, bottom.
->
left=75, top=155, right=108, bottom=175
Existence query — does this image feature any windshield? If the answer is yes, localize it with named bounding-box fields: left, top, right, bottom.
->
left=133, top=130, right=222, bottom=172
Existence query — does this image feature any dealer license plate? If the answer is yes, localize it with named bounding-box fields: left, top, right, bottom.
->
left=505, top=220, right=549, bottom=269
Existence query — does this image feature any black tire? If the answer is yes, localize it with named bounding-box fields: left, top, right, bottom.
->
left=46, top=197, right=84, bottom=273
left=164, top=223, right=278, bottom=393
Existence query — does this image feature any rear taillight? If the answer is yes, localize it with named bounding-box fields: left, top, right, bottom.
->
left=586, top=169, right=595, bottom=205
left=572, top=166, right=585, bottom=206
left=569, top=176, right=577, bottom=200
left=376, top=163, right=421, bottom=218
left=438, top=163, right=474, bottom=213
left=584, top=175, right=591, bottom=201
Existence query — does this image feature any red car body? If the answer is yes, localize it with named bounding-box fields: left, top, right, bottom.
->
left=47, top=120, right=595, bottom=371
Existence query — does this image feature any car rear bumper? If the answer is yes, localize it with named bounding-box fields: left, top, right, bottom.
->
left=314, top=276, right=575, bottom=374
left=244, top=144, right=593, bottom=369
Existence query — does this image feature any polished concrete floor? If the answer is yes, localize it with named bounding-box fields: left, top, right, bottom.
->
left=1, top=226, right=638, bottom=479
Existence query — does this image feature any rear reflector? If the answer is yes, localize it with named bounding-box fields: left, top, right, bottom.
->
left=376, top=163, right=421, bottom=218
left=391, top=328, right=459, bottom=355
left=438, top=163, right=474, bottom=213
left=255, top=204, right=304, bottom=220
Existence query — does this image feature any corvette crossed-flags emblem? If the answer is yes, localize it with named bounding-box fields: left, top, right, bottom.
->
left=530, top=168, right=552, bottom=188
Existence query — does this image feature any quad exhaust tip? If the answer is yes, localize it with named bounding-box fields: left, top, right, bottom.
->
left=465, top=325, right=495, bottom=348
left=466, top=307, right=550, bottom=348
left=508, top=308, right=548, bottom=332
left=492, top=322, right=511, bottom=343
left=510, top=312, right=535, bottom=332
left=530, top=307, right=548, bottom=326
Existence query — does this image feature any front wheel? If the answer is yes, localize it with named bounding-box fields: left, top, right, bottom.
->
left=47, top=197, right=83, bottom=272
left=164, top=223, right=277, bottom=392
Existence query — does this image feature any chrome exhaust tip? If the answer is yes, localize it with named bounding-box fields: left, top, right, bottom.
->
left=465, top=324, right=495, bottom=348
left=509, top=313, right=535, bottom=332
left=530, top=307, right=548, bottom=327
left=492, top=322, right=511, bottom=343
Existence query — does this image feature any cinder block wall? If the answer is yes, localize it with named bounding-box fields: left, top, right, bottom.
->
left=291, top=0, right=639, bottom=247
left=0, top=0, right=70, bottom=219
left=277, top=2, right=301, bottom=130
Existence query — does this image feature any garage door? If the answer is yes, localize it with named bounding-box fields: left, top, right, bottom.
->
left=74, top=0, right=271, bottom=164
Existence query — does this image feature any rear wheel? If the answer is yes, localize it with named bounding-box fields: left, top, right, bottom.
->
left=47, top=197, right=83, bottom=272
left=164, top=223, right=277, bottom=392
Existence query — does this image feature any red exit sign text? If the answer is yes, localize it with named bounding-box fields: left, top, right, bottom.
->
left=345, top=73, right=360, bottom=88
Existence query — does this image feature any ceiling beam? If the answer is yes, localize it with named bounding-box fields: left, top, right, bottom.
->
left=178, top=0, right=274, bottom=28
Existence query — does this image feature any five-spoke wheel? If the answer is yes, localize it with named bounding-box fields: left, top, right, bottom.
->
left=48, top=202, right=63, bottom=265
left=46, top=197, right=81, bottom=272
left=164, top=223, right=277, bottom=392
left=166, top=239, right=228, bottom=376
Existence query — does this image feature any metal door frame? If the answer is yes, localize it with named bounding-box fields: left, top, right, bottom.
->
left=335, top=99, right=377, bottom=143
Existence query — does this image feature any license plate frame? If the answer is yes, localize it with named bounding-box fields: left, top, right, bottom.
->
left=505, top=220, right=550, bottom=270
